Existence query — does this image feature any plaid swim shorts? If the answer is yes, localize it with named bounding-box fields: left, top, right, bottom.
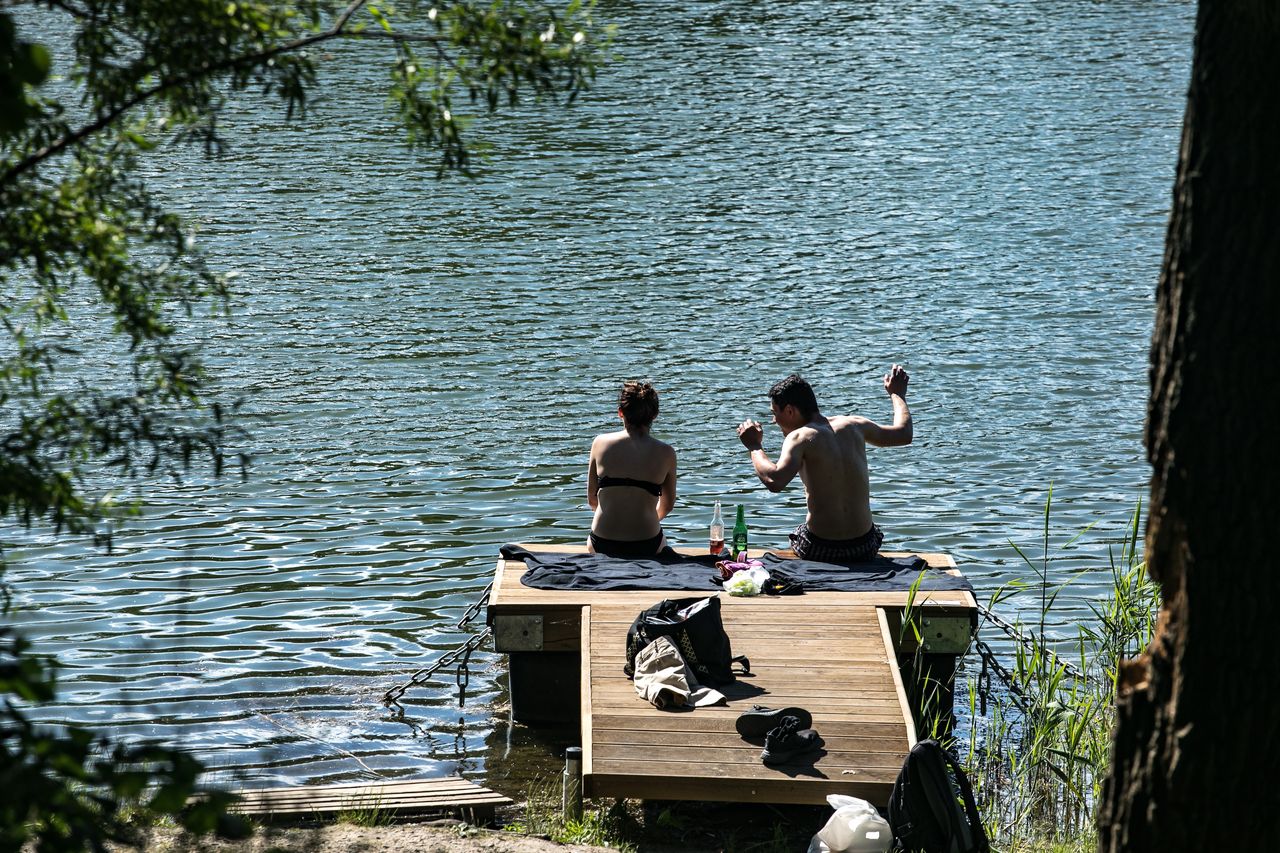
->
left=789, top=523, right=884, bottom=564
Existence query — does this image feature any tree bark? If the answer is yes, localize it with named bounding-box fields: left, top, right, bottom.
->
left=1099, top=2, right=1280, bottom=849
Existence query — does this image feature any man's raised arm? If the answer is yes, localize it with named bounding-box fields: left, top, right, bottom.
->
left=857, top=364, right=913, bottom=448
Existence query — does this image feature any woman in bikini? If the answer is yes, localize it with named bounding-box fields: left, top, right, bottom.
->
left=586, top=381, right=677, bottom=557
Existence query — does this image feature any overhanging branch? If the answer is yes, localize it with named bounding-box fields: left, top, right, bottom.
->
left=1, top=0, right=368, bottom=188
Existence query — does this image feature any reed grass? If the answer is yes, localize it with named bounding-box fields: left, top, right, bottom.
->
left=947, top=493, right=1158, bottom=850
left=334, top=800, right=394, bottom=827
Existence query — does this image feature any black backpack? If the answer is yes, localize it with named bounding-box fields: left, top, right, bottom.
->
left=888, top=739, right=989, bottom=853
left=622, top=596, right=748, bottom=687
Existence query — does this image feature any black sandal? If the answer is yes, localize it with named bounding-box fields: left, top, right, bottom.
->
left=735, top=705, right=813, bottom=738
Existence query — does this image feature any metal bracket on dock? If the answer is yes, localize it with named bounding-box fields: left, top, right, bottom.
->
left=917, top=615, right=976, bottom=654
left=493, top=614, right=544, bottom=651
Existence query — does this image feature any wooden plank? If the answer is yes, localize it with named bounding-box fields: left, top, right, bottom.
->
left=225, top=776, right=512, bottom=819
left=585, top=772, right=894, bottom=805
left=589, top=714, right=910, bottom=739
left=500, top=590, right=973, bottom=610
left=590, top=671, right=908, bottom=691
left=511, top=544, right=953, bottom=565
left=594, top=648, right=897, bottom=663
left=878, top=606, right=918, bottom=748
left=590, top=700, right=904, bottom=717
left=497, top=572, right=970, bottom=601
left=486, top=555, right=506, bottom=607
left=236, top=778, right=491, bottom=795
left=231, top=793, right=505, bottom=810
left=619, top=681, right=903, bottom=697
left=595, top=664, right=909, bottom=681
left=593, top=722, right=916, bottom=742
left=581, top=604, right=594, bottom=779
left=591, top=744, right=908, bottom=770
left=589, top=706, right=909, bottom=724
left=588, top=676, right=901, bottom=696
left=589, top=616, right=884, bottom=632
left=230, top=781, right=508, bottom=802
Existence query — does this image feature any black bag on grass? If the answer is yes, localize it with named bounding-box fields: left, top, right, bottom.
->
left=888, top=739, right=989, bottom=853
left=622, top=596, right=747, bottom=687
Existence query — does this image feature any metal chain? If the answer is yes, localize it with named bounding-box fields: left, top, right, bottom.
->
left=455, top=638, right=475, bottom=706
left=975, top=601, right=1085, bottom=680
left=456, top=581, right=492, bottom=629
left=974, top=638, right=1029, bottom=714
left=977, top=645, right=991, bottom=716
left=383, top=584, right=494, bottom=706
left=384, top=627, right=492, bottom=706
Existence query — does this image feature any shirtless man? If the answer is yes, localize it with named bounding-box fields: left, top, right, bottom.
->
left=735, top=367, right=912, bottom=562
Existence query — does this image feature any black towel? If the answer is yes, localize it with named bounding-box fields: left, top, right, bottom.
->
left=501, top=545, right=972, bottom=593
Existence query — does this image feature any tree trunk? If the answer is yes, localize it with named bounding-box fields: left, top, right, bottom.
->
left=1099, top=2, right=1280, bottom=849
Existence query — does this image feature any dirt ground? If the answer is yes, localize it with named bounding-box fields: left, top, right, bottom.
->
left=128, top=821, right=615, bottom=853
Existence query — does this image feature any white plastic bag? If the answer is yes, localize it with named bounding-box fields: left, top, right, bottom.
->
left=811, top=794, right=892, bottom=853
left=725, top=566, right=770, bottom=596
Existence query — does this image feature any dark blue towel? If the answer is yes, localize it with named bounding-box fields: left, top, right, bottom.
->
left=501, top=545, right=972, bottom=593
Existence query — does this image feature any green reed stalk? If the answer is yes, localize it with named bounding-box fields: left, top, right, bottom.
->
left=956, top=494, right=1157, bottom=850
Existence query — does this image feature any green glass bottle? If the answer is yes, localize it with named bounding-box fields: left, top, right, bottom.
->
left=732, top=504, right=748, bottom=559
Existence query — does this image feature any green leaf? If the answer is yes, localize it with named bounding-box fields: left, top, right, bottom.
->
left=20, top=43, right=52, bottom=85
left=124, top=130, right=157, bottom=150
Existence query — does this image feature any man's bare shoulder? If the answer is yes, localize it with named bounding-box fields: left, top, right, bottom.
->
left=786, top=423, right=822, bottom=443
left=829, top=414, right=872, bottom=430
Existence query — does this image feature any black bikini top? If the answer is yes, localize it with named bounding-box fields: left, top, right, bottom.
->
left=597, top=475, right=663, bottom=496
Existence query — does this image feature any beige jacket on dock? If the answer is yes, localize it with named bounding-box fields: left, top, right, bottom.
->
left=631, top=636, right=727, bottom=710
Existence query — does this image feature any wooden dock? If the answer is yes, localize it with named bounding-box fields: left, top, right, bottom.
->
left=226, top=776, right=512, bottom=822
left=489, top=545, right=977, bottom=806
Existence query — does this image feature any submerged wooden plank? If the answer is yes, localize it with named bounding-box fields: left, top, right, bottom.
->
left=225, top=776, right=511, bottom=820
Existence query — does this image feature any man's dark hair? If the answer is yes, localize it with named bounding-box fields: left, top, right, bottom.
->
left=618, top=380, right=659, bottom=427
left=769, top=374, right=818, bottom=419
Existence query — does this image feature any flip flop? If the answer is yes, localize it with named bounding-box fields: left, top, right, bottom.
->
left=734, top=705, right=813, bottom=738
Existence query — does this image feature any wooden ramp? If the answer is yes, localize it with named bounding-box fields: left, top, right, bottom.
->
left=583, top=598, right=916, bottom=805
left=227, top=776, right=511, bottom=822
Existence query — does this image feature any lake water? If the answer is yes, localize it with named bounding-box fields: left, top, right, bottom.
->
left=6, top=1, right=1195, bottom=789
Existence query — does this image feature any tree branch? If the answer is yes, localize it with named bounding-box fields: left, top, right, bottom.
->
left=346, top=29, right=449, bottom=45
left=1, top=0, right=368, bottom=188
left=32, top=1, right=91, bottom=20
